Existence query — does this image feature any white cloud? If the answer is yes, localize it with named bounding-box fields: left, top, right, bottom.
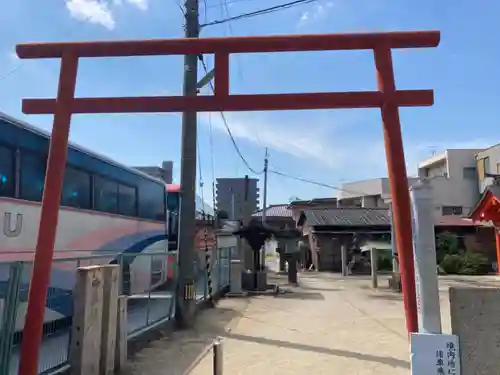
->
left=298, top=1, right=334, bottom=28
left=125, top=0, right=148, bottom=11
left=202, top=113, right=346, bottom=169
left=66, top=0, right=116, bottom=29
left=201, top=112, right=497, bottom=183
left=65, top=0, right=148, bottom=29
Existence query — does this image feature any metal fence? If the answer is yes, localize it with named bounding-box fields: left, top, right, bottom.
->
left=0, top=245, right=234, bottom=375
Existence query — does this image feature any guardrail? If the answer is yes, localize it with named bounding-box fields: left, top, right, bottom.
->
left=0, top=246, right=234, bottom=375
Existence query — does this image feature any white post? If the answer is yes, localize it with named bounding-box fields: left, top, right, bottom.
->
left=410, top=180, right=442, bottom=334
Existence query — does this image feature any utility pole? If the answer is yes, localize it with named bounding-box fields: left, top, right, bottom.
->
left=175, top=0, right=200, bottom=328
left=262, top=147, right=269, bottom=224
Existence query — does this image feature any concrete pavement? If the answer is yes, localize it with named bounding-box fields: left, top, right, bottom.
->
left=124, top=272, right=499, bottom=375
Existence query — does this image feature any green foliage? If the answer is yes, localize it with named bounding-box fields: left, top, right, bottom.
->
left=435, top=231, right=492, bottom=275
left=439, top=251, right=491, bottom=275
left=439, top=254, right=463, bottom=274
left=436, top=232, right=460, bottom=263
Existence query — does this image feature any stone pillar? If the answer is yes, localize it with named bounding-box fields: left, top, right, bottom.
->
left=115, top=296, right=128, bottom=372
left=449, top=287, right=500, bottom=375
left=100, top=265, right=119, bottom=375
left=70, top=266, right=104, bottom=375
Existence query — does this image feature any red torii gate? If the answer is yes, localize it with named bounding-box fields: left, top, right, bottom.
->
left=15, top=30, right=440, bottom=375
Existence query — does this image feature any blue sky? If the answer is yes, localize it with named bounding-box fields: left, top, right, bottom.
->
left=1, top=0, right=499, bottom=207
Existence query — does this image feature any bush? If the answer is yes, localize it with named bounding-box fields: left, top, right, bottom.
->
left=439, top=251, right=492, bottom=275
left=439, top=254, right=463, bottom=274
left=460, top=252, right=492, bottom=275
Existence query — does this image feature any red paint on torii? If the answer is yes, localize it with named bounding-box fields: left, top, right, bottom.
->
left=469, top=186, right=500, bottom=273
left=15, top=30, right=440, bottom=375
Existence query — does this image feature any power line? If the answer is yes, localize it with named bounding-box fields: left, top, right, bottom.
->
left=204, top=0, right=260, bottom=9
left=199, top=56, right=264, bottom=175
left=268, top=169, right=373, bottom=196
left=201, top=0, right=319, bottom=27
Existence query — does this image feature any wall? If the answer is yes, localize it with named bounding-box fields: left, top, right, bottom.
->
left=476, top=144, right=500, bottom=193
left=418, top=149, right=483, bottom=216
left=427, top=177, right=479, bottom=216
left=338, top=177, right=419, bottom=201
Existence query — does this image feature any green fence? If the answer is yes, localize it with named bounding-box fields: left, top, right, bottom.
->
left=0, top=246, right=234, bottom=375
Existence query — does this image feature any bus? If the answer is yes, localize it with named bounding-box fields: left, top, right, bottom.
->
left=0, top=112, right=169, bottom=330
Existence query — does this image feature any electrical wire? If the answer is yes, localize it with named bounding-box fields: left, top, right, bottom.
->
left=200, top=0, right=319, bottom=27
left=204, top=0, right=262, bottom=9
left=199, top=56, right=264, bottom=175
left=268, top=169, right=374, bottom=196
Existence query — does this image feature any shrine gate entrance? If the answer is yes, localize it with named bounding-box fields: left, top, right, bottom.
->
left=15, top=30, right=440, bottom=375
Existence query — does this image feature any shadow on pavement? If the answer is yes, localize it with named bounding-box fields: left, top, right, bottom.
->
left=275, top=291, right=325, bottom=300
left=224, top=332, right=410, bottom=369
left=123, top=302, right=248, bottom=375
left=367, top=293, right=402, bottom=302
left=300, top=285, right=341, bottom=292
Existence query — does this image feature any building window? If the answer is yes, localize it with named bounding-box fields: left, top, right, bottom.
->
left=462, top=167, right=477, bottom=180
left=61, top=167, right=91, bottom=209
left=442, top=206, right=463, bottom=216
left=0, top=145, right=15, bottom=197
left=94, top=176, right=118, bottom=214
left=484, top=157, right=491, bottom=174
left=20, top=151, right=46, bottom=202
left=497, top=163, right=500, bottom=174
left=118, top=184, right=137, bottom=216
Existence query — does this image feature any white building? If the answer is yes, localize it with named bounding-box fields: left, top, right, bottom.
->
left=475, top=143, right=500, bottom=194
left=337, top=148, right=487, bottom=217
left=417, top=149, right=484, bottom=216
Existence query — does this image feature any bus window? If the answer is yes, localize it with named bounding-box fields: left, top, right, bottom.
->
left=166, top=192, right=179, bottom=212
left=61, top=167, right=91, bottom=209
left=118, top=184, right=137, bottom=216
left=20, top=151, right=46, bottom=201
left=94, top=176, right=118, bottom=214
left=0, top=145, right=14, bottom=197
left=138, top=181, right=165, bottom=221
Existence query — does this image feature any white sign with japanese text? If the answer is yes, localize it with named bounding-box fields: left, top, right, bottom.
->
left=410, top=333, right=460, bottom=375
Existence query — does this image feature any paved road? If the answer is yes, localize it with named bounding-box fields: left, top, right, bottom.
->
left=124, top=272, right=500, bottom=375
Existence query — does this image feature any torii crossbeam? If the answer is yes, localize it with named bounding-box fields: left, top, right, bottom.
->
left=15, top=30, right=440, bottom=375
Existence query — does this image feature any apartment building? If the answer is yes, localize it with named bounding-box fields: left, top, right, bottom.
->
left=476, top=143, right=500, bottom=194
left=417, top=149, right=484, bottom=216
left=133, top=161, right=174, bottom=184
left=216, top=176, right=260, bottom=220
left=336, top=148, right=485, bottom=217
left=337, top=177, right=419, bottom=208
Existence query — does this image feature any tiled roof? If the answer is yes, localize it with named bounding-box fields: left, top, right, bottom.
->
left=435, top=216, right=478, bottom=227
left=304, top=208, right=390, bottom=226
left=252, top=204, right=293, bottom=218
left=304, top=208, right=486, bottom=228
left=288, top=197, right=338, bottom=207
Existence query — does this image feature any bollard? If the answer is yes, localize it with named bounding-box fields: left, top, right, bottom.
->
left=213, top=338, right=223, bottom=375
